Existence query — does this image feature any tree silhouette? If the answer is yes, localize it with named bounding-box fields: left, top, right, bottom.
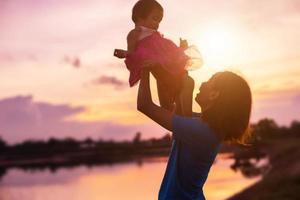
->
left=290, top=121, right=300, bottom=136
left=133, top=132, right=142, bottom=145
left=0, top=137, right=7, bottom=155
left=252, top=118, right=279, bottom=141
left=0, top=137, right=6, bottom=153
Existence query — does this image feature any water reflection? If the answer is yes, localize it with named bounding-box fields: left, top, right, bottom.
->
left=0, top=155, right=260, bottom=200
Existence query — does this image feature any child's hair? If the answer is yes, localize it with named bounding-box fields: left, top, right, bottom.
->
left=132, top=0, right=163, bottom=23
left=202, top=71, right=252, bottom=144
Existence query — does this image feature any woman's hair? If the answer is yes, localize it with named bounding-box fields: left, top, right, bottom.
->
left=132, top=0, right=163, bottom=23
left=202, top=71, right=252, bottom=144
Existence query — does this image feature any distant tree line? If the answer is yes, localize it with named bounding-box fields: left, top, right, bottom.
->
left=250, top=119, right=300, bottom=142
left=0, top=118, right=299, bottom=157
left=0, top=132, right=172, bottom=158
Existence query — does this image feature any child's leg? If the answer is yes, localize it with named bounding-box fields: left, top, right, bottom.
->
left=177, top=74, right=194, bottom=117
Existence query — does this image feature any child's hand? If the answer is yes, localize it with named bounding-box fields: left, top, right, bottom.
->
left=180, top=38, right=188, bottom=50
left=114, top=49, right=128, bottom=59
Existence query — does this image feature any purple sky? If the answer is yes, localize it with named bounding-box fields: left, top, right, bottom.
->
left=1, top=0, right=300, bottom=144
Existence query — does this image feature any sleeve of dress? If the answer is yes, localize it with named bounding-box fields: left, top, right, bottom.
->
left=172, top=114, right=212, bottom=145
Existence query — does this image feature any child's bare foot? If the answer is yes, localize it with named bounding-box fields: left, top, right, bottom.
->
left=180, top=38, right=189, bottom=50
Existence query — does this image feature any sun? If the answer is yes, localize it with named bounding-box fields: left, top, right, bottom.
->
left=204, top=30, right=232, bottom=54
left=196, top=24, right=240, bottom=70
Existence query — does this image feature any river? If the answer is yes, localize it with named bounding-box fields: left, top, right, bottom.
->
left=0, top=155, right=259, bottom=200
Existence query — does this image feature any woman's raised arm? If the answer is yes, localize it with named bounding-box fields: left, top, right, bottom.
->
left=137, top=69, right=174, bottom=131
left=175, top=73, right=194, bottom=117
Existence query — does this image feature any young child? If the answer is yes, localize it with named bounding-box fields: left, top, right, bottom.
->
left=114, top=0, right=201, bottom=116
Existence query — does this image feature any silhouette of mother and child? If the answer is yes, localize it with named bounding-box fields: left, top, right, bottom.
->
left=114, top=0, right=252, bottom=199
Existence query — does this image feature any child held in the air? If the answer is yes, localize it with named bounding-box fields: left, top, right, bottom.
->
left=114, top=0, right=202, bottom=116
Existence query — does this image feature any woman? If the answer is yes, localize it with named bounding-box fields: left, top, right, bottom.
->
left=137, top=67, right=252, bottom=200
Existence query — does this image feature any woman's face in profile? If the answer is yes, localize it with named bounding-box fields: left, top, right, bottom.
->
left=195, top=74, right=220, bottom=110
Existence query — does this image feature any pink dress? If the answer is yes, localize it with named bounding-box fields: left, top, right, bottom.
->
left=125, top=30, right=189, bottom=87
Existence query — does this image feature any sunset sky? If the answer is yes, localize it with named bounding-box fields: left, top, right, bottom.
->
left=1, top=0, right=300, bottom=144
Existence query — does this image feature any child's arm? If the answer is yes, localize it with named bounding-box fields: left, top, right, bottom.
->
left=113, top=29, right=139, bottom=59
left=127, top=29, right=140, bottom=54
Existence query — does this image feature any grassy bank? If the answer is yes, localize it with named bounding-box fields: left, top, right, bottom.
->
left=228, top=137, right=300, bottom=200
